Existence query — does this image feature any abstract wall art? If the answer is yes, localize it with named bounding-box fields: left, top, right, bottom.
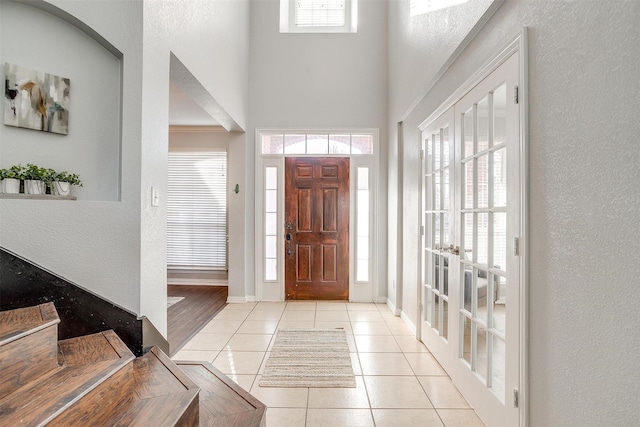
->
left=4, top=63, right=70, bottom=135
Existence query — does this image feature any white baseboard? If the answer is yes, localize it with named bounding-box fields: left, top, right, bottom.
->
left=400, top=310, right=417, bottom=335
left=227, top=296, right=252, bottom=304
left=386, top=298, right=402, bottom=316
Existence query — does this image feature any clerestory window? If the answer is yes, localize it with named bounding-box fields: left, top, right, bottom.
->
left=280, top=0, right=358, bottom=33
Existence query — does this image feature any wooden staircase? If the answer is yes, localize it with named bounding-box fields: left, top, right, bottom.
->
left=0, top=303, right=266, bottom=426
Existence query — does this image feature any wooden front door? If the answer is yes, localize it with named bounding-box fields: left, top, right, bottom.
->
left=284, top=157, right=349, bottom=300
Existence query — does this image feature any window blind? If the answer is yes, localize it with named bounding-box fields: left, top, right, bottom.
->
left=295, top=0, right=346, bottom=27
left=167, top=151, right=227, bottom=269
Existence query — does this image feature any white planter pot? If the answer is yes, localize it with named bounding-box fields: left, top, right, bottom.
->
left=1, top=178, right=20, bottom=194
left=25, top=180, right=45, bottom=194
left=52, top=181, right=71, bottom=196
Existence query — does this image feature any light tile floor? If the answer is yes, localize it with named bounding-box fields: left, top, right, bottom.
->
left=172, top=301, right=485, bottom=427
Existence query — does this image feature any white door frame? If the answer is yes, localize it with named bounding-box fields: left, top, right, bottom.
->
left=418, top=29, right=529, bottom=426
left=254, top=129, right=380, bottom=303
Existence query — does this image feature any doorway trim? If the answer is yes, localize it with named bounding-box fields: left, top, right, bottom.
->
left=255, top=128, right=380, bottom=303
left=417, top=28, right=528, bottom=426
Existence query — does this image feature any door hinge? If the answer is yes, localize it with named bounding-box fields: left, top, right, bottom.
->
left=420, top=225, right=424, bottom=236
left=513, top=389, right=519, bottom=408
left=514, top=86, right=519, bottom=104
left=420, top=149, right=424, bottom=160
left=513, top=237, right=520, bottom=256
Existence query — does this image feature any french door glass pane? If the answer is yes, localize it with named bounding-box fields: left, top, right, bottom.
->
left=463, top=265, right=473, bottom=312
left=464, top=107, right=474, bottom=157
left=477, top=268, right=488, bottom=323
left=434, top=253, right=441, bottom=291
left=493, top=83, right=507, bottom=146
left=493, top=212, right=507, bottom=271
left=476, top=324, right=488, bottom=381
left=477, top=96, right=489, bottom=152
left=434, top=295, right=441, bottom=330
left=463, top=213, right=473, bottom=260
left=493, top=275, right=507, bottom=334
left=442, top=299, right=449, bottom=339
left=435, top=133, right=441, bottom=170
left=493, top=148, right=507, bottom=207
left=442, top=127, right=450, bottom=167
left=491, top=335, right=506, bottom=402
left=462, top=314, right=472, bottom=364
left=478, top=155, right=489, bottom=208
left=427, top=138, right=433, bottom=173
left=464, top=161, right=474, bottom=209
left=435, top=172, right=441, bottom=210
left=477, top=212, right=489, bottom=265
left=443, top=213, right=450, bottom=248
left=443, top=169, right=450, bottom=212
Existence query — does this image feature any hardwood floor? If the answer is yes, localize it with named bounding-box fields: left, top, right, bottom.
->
left=167, top=285, right=228, bottom=356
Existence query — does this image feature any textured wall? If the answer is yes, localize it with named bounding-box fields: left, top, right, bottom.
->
left=392, top=0, right=640, bottom=425
left=248, top=0, right=389, bottom=299
left=387, top=0, right=500, bottom=317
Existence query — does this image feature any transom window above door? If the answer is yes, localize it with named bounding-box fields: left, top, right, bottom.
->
left=260, top=131, right=374, bottom=155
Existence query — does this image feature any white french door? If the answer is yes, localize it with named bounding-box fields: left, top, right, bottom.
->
left=420, top=52, right=522, bottom=426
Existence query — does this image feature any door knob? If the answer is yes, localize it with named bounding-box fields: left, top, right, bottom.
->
left=286, top=233, right=292, bottom=241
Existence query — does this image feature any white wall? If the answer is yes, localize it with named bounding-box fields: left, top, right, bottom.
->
left=0, top=0, right=250, bottom=337
left=0, top=0, right=144, bottom=319
left=248, top=0, right=389, bottom=299
left=390, top=0, right=640, bottom=425
left=386, top=0, right=500, bottom=321
left=168, top=129, right=247, bottom=298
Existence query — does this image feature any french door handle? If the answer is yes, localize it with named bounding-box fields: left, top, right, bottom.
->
left=443, top=245, right=460, bottom=255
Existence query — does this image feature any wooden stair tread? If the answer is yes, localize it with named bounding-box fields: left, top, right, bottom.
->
left=113, top=389, right=200, bottom=427
left=133, top=347, right=199, bottom=400
left=0, top=303, right=60, bottom=400
left=0, top=302, right=59, bottom=345
left=48, top=346, right=200, bottom=426
left=176, top=361, right=266, bottom=427
left=58, top=329, right=132, bottom=365
left=0, top=331, right=134, bottom=426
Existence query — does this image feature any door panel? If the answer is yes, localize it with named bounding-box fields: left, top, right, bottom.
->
left=421, top=53, right=521, bottom=426
left=285, top=157, right=349, bottom=300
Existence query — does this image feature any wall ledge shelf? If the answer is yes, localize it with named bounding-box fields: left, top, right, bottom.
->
left=0, top=194, right=77, bottom=200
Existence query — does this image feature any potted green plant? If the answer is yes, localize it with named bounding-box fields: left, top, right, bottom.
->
left=23, top=163, right=49, bottom=195
left=51, top=170, right=82, bottom=196
left=0, top=164, right=25, bottom=194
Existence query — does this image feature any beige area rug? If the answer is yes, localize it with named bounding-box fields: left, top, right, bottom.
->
left=259, top=329, right=356, bottom=388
